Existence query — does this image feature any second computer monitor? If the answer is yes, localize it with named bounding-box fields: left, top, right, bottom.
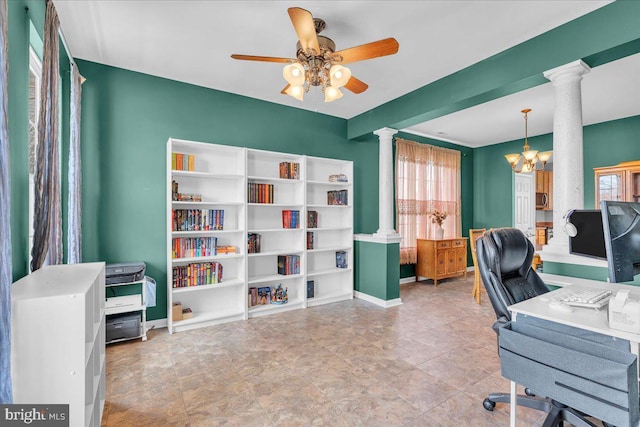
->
left=600, top=200, right=640, bottom=283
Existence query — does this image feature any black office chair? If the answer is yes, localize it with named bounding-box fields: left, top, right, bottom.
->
left=476, top=228, right=608, bottom=427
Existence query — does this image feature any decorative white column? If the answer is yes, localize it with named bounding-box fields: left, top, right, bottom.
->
left=373, top=127, right=400, bottom=240
left=542, top=60, right=591, bottom=254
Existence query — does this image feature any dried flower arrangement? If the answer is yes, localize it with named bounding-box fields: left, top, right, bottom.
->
left=431, top=210, right=448, bottom=226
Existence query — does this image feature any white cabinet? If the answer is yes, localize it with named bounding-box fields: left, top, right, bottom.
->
left=166, top=138, right=353, bottom=332
left=11, top=262, right=106, bottom=427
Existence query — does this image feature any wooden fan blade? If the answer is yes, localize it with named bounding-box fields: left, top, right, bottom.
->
left=281, top=84, right=290, bottom=95
left=344, top=76, right=368, bottom=94
left=334, top=38, right=399, bottom=64
left=231, top=54, right=293, bottom=63
left=288, top=7, right=320, bottom=55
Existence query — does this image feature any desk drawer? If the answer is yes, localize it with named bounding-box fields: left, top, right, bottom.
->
left=436, top=241, right=451, bottom=249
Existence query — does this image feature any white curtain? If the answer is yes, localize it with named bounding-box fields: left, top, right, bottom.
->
left=31, top=0, right=62, bottom=271
left=396, top=138, right=461, bottom=265
left=0, top=0, right=12, bottom=404
left=67, top=64, right=82, bottom=264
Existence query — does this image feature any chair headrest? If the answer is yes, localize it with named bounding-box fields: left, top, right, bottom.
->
left=485, top=228, right=531, bottom=275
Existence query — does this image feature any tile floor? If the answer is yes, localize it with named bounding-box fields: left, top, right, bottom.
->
left=102, top=277, right=604, bottom=426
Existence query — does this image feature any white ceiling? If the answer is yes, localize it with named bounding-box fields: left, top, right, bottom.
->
left=53, top=0, right=639, bottom=147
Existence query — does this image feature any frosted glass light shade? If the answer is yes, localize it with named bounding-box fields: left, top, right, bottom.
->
left=504, top=153, right=521, bottom=166
left=283, top=63, right=305, bottom=86
left=522, top=149, right=538, bottom=161
left=537, top=151, right=553, bottom=163
left=329, top=65, right=351, bottom=88
left=285, top=85, right=304, bottom=101
left=324, top=86, right=343, bottom=102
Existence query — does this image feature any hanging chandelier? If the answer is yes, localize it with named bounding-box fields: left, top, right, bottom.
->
left=282, top=34, right=352, bottom=103
left=504, top=108, right=552, bottom=173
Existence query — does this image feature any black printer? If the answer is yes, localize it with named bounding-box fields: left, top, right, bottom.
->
left=106, top=262, right=146, bottom=285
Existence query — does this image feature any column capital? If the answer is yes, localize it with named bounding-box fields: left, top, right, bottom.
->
left=543, top=59, right=591, bottom=83
left=373, top=127, right=398, bottom=138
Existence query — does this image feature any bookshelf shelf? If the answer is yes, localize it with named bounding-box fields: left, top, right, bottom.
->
left=307, top=180, right=353, bottom=186
left=248, top=176, right=302, bottom=184
left=172, top=201, right=244, bottom=207
left=171, top=171, right=244, bottom=180
left=167, top=139, right=352, bottom=333
left=172, top=229, right=243, bottom=236
left=171, top=253, right=244, bottom=264
left=172, top=279, right=244, bottom=293
left=248, top=249, right=303, bottom=257
left=248, top=273, right=303, bottom=285
left=307, top=267, right=353, bottom=277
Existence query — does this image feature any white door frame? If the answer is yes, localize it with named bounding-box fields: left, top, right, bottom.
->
left=514, top=173, right=536, bottom=244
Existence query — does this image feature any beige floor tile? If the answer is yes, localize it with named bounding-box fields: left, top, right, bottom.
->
left=101, top=277, right=608, bottom=426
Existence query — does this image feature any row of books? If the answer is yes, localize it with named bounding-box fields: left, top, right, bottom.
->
left=277, top=254, right=300, bottom=275
left=307, top=210, right=318, bottom=228
left=171, top=152, right=195, bottom=171
left=172, top=237, right=218, bottom=259
left=248, top=284, right=288, bottom=306
left=282, top=210, right=300, bottom=229
left=248, top=183, right=275, bottom=204
left=172, top=261, right=223, bottom=288
left=248, top=233, right=262, bottom=254
left=172, top=209, right=224, bottom=231
left=307, top=232, right=314, bottom=250
left=328, top=189, right=348, bottom=206
left=279, top=162, right=300, bottom=180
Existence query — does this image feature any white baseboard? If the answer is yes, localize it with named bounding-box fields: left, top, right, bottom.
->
left=354, top=291, right=402, bottom=308
left=400, top=276, right=417, bottom=284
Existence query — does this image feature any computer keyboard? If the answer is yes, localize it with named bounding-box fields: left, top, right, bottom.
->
left=556, top=288, right=612, bottom=309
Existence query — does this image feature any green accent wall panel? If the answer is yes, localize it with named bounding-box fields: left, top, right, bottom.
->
left=354, top=240, right=400, bottom=301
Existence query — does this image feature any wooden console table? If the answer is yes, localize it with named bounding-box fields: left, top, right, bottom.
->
left=417, top=238, right=468, bottom=286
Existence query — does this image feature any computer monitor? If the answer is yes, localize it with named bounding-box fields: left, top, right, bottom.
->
left=600, top=200, right=640, bottom=283
left=567, top=210, right=607, bottom=259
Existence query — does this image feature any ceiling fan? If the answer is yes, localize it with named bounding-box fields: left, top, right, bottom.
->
left=231, top=7, right=399, bottom=102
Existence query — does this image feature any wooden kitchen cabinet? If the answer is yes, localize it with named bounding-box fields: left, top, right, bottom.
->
left=594, top=160, right=640, bottom=207
left=535, top=170, right=553, bottom=210
left=416, top=238, right=468, bottom=286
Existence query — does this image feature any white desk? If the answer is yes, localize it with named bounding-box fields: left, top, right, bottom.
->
left=505, top=273, right=640, bottom=426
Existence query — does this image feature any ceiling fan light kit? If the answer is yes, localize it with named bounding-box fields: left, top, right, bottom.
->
left=231, top=7, right=399, bottom=103
left=505, top=108, right=553, bottom=173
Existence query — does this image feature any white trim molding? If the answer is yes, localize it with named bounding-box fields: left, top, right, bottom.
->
left=354, top=233, right=402, bottom=244
left=354, top=291, right=403, bottom=308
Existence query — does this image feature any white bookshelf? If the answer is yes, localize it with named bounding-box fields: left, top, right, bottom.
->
left=11, top=263, right=106, bottom=427
left=167, top=139, right=353, bottom=332
left=168, top=139, right=246, bottom=333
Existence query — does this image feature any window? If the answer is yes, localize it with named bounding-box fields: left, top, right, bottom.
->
left=396, top=138, right=461, bottom=264
left=28, top=47, right=41, bottom=270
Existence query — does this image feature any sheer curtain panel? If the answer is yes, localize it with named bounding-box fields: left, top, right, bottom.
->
left=396, top=138, right=461, bottom=264
left=0, top=0, right=12, bottom=403
left=67, top=64, right=82, bottom=264
left=31, top=0, right=62, bottom=271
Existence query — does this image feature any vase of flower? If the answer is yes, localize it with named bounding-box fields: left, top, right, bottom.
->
left=431, top=210, right=448, bottom=239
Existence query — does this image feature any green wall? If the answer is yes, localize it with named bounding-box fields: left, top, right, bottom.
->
left=354, top=240, right=400, bottom=301
left=77, top=60, right=381, bottom=320
left=473, top=116, right=640, bottom=230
